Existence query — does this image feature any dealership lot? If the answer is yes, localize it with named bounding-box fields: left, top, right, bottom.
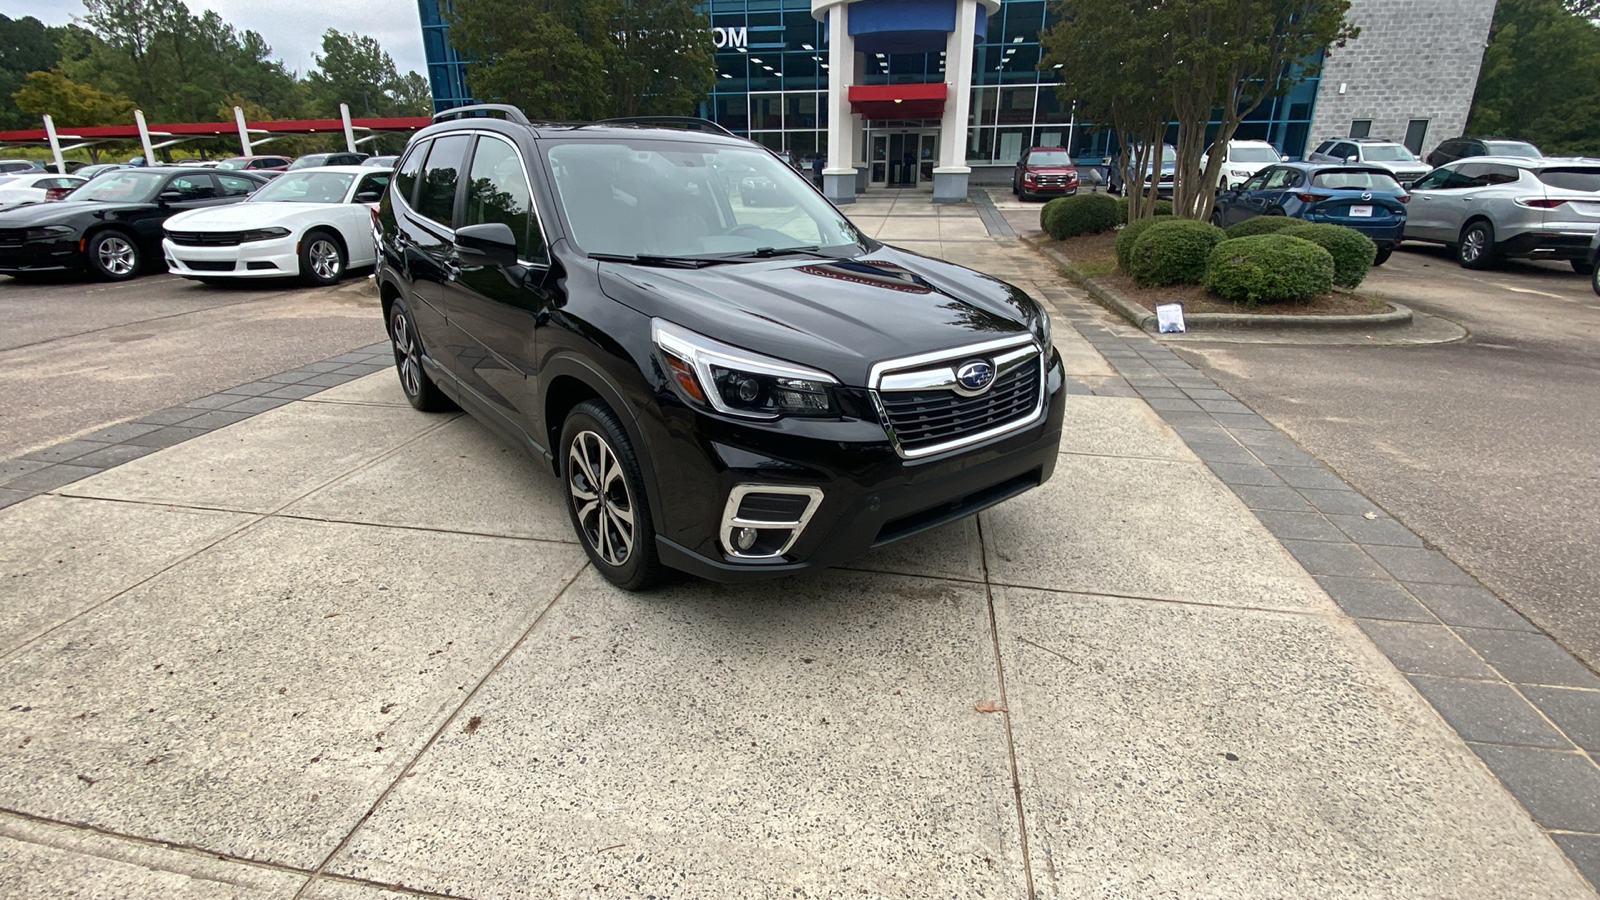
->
left=0, top=204, right=1596, bottom=896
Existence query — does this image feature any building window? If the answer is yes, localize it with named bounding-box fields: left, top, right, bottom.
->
left=1349, top=119, right=1371, bottom=139
left=1404, top=119, right=1430, bottom=155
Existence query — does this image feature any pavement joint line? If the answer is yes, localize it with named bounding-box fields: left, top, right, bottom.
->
left=291, top=560, right=594, bottom=899
left=1035, top=296, right=1600, bottom=886
left=983, top=577, right=1341, bottom=621
left=267, top=510, right=584, bottom=546
left=973, top=515, right=1037, bottom=900
left=0, top=294, right=266, bottom=356
left=0, top=807, right=462, bottom=899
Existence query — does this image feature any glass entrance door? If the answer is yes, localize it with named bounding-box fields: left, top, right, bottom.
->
left=868, top=128, right=939, bottom=188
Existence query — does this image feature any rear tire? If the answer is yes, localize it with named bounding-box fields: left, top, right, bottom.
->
left=1592, top=263, right=1600, bottom=298
left=1373, top=246, right=1393, bottom=266
left=561, top=400, right=667, bottom=591
left=86, top=230, right=140, bottom=281
left=1457, top=221, right=1496, bottom=270
left=388, top=300, right=455, bottom=412
left=1571, top=258, right=1594, bottom=275
left=1209, top=211, right=1224, bottom=228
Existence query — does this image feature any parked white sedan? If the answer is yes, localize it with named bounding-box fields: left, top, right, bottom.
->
left=161, top=166, right=391, bottom=285
left=0, top=173, right=87, bottom=209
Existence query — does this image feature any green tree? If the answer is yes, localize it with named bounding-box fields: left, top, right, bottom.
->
left=12, top=69, right=135, bottom=127
left=0, top=15, right=65, bottom=129
left=448, top=0, right=713, bottom=120
left=1468, top=0, right=1600, bottom=155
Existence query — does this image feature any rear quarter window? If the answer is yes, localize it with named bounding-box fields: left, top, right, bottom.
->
left=393, top=139, right=431, bottom=208
left=1535, top=168, right=1600, bottom=192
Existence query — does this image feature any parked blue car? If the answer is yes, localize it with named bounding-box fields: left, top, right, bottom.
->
left=1210, top=162, right=1409, bottom=264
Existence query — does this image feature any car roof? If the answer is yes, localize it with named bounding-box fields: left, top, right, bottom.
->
left=1275, top=161, right=1401, bottom=174
left=1448, top=155, right=1600, bottom=168
left=277, top=165, right=388, bottom=175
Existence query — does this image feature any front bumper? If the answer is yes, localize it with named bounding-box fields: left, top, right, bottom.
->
left=162, top=235, right=300, bottom=278
left=0, top=237, right=78, bottom=274
left=652, top=351, right=1067, bottom=582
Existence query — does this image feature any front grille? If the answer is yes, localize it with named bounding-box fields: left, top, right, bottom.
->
left=876, top=355, right=1042, bottom=456
left=1034, top=173, right=1073, bottom=186
left=0, top=229, right=24, bottom=247
left=181, top=259, right=235, bottom=271
left=167, top=231, right=243, bottom=246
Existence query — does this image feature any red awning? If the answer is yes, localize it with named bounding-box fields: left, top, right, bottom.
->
left=847, top=83, right=947, bottom=120
left=0, top=116, right=433, bottom=144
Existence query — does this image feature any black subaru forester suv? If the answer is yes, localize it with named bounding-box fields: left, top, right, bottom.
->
left=374, top=106, right=1066, bottom=589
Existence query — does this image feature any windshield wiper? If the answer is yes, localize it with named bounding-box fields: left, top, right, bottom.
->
left=589, top=252, right=730, bottom=269
left=718, top=245, right=829, bottom=260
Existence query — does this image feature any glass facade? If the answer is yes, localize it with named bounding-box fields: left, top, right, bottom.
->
left=419, top=0, right=1325, bottom=165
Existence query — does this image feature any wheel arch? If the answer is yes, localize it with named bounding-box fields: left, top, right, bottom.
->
left=539, top=355, right=664, bottom=523
left=302, top=225, right=347, bottom=260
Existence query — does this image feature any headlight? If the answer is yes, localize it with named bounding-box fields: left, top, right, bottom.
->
left=1230, top=169, right=1251, bottom=178
left=239, top=227, right=291, bottom=243
left=24, top=224, right=74, bottom=241
left=1035, top=299, right=1052, bottom=346
left=652, top=319, right=839, bottom=419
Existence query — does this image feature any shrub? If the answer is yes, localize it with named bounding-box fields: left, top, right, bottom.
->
left=1115, top=216, right=1166, bottom=272
left=1204, top=234, right=1335, bottom=305
left=1127, top=218, right=1226, bottom=286
left=1115, top=196, right=1174, bottom=225
left=1042, top=193, right=1120, bottom=239
left=1279, top=222, right=1377, bottom=288
left=1222, top=215, right=1298, bottom=239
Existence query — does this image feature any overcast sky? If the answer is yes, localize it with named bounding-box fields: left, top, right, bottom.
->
left=1, top=0, right=428, bottom=78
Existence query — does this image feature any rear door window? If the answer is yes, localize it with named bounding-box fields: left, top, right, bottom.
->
left=418, top=135, right=472, bottom=226
left=167, top=173, right=217, bottom=199
left=1536, top=167, right=1600, bottom=192
left=217, top=174, right=257, bottom=196
left=1480, top=164, right=1521, bottom=186
left=394, top=139, right=430, bottom=207
left=1262, top=168, right=1295, bottom=190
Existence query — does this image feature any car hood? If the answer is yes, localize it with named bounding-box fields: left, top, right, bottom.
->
left=1025, top=165, right=1076, bottom=175
left=595, top=246, right=1044, bottom=387
left=165, top=202, right=341, bottom=230
left=0, top=199, right=150, bottom=226
left=1368, top=161, right=1431, bottom=176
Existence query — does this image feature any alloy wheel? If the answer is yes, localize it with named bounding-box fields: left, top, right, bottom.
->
left=1461, top=228, right=1485, bottom=263
left=391, top=310, right=422, bottom=398
left=308, top=238, right=341, bottom=281
left=567, top=430, right=636, bottom=567
left=97, top=236, right=136, bottom=276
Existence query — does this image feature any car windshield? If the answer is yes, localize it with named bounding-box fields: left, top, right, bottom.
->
left=249, top=171, right=355, bottom=203
left=1230, top=146, right=1281, bottom=163
left=1485, top=141, right=1541, bottom=158
left=72, top=169, right=168, bottom=202
left=545, top=140, right=863, bottom=258
left=1028, top=151, right=1072, bottom=166
left=286, top=156, right=325, bottom=170
left=1312, top=169, right=1404, bottom=191
left=1535, top=167, right=1600, bottom=192
left=216, top=159, right=250, bottom=170
left=1361, top=144, right=1417, bottom=162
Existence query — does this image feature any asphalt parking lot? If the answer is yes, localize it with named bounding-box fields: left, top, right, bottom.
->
left=1, top=206, right=1597, bottom=897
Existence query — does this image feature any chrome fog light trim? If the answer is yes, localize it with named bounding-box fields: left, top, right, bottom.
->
left=719, top=484, right=824, bottom=559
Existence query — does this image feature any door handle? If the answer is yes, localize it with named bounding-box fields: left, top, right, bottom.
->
left=443, top=257, right=461, bottom=279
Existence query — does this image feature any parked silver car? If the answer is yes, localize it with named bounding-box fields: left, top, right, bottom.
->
left=1309, top=138, right=1431, bottom=187
left=1403, top=157, right=1600, bottom=271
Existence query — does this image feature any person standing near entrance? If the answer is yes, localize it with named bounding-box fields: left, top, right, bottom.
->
left=812, top=153, right=824, bottom=186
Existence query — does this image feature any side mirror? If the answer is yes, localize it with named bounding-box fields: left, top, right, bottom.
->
left=454, top=222, right=518, bottom=268
left=354, top=190, right=381, bottom=203
left=1281, top=154, right=1291, bottom=162
left=157, top=190, right=183, bottom=203
left=1345, top=155, right=1359, bottom=163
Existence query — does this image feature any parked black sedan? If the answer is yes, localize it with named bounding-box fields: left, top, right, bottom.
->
left=0, top=167, right=267, bottom=281
left=376, top=108, right=1066, bottom=589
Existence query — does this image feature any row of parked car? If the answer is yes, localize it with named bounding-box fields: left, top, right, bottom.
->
left=0, top=162, right=392, bottom=285
left=1014, top=134, right=1600, bottom=276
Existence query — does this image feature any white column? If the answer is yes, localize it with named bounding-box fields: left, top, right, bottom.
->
left=134, top=109, right=157, bottom=166
left=820, top=1, right=856, bottom=202
left=42, top=115, right=66, bottom=175
left=234, top=106, right=253, bottom=156
left=933, top=0, right=978, bottom=202
left=340, top=103, right=359, bottom=153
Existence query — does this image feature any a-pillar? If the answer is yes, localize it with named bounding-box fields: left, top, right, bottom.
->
left=933, top=0, right=980, bottom=204
left=818, top=0, right=856, bottom=204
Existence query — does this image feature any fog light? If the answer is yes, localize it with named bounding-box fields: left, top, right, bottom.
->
left=735, top=527, right=758, bottom=551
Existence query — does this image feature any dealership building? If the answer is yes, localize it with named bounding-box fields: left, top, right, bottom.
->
left=418, top=0, right=1497, bottom=203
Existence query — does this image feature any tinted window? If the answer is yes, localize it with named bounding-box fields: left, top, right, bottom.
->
left=1412, top=167, right=1473, bottom=191
left=1536, top=167, right=1600, bottom=192
left=166, top=174, right=216, bottom=199
left=354, top=171, right=391, bottom=200
left=416, top=135, right=469, bottom=226
left=1311, top=170, right=1404, bottom=192
left=1484, top=141, right=1541, bottom=158
left=1480, top=165, right=1521, bottom=186
left=217, top=174, right=257, bottom=196
left=463, top=136, right=545, bottom=263
left=1332, top=142, right=1357, bottom=160
left=1262, top=168, right=1295, bottom=190
left=1238, top=171, right=1271, bottom=191
left=394, top=139, right=430, bottom=207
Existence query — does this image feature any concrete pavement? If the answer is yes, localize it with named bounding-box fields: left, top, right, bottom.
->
left=0, top=193, right=1594, bottom=897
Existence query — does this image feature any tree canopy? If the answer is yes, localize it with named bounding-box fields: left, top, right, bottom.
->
left=447, top=0, right=716, bottom=120
left=1467, top=0, right=1600, bottom=155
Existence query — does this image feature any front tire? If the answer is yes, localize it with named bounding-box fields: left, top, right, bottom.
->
left=86, top=230, right=140, bottom=281
left=1209, top=211, right=1224, bottom=228
left=1458, top=221, right=1496, bottom=269
left=561, top=400, right=666, bottom=591
left=300, top=230, right=344, bottom=286
left=388, top=301, right=455, bottom=412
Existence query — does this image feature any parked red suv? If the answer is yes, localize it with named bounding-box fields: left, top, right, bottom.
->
left=1012, top=147, right=1079, bottom=201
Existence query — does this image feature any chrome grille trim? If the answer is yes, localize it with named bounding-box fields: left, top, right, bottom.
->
left=869, top=333, right=1046, bottom=460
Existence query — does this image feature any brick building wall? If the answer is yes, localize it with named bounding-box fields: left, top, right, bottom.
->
left=1307, top=0, right=1498, bottom=157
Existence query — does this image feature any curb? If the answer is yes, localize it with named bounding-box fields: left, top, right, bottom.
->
left=1031, top=239, right=1414, bottom=333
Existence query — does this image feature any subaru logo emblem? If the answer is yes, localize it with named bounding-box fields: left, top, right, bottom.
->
left=955, top=359, right=996, bottom=395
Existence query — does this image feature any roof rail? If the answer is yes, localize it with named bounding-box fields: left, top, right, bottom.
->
left=432, top=104, right=531, bottom=125
left=596, top=116, right=735, bottom=137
